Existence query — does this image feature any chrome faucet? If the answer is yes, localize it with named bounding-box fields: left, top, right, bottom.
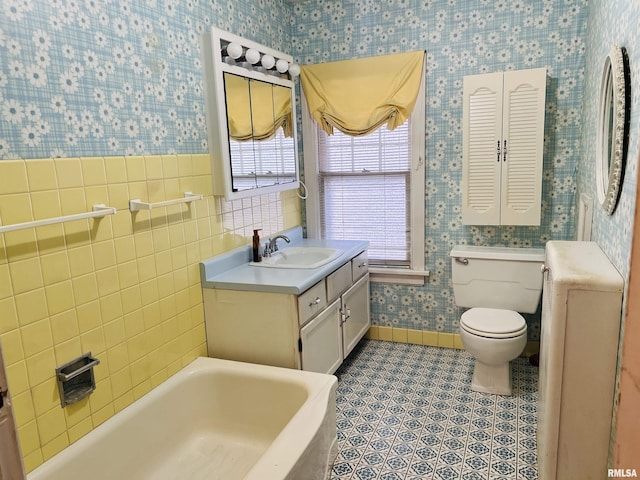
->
left=264, top=235, right=290, bottom=256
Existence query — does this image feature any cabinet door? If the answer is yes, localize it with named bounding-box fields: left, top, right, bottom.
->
left=501, top=68, right=546, bottom=225
left=462, top=68, right=545, bottom=226
left=300, top=299, right=343, bottom=374
left=462, top=72, right=504, bottom=225
left=342, top=274, right=371, bottom=358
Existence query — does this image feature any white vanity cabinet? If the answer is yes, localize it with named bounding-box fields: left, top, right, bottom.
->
left=202, top=250, right=370, bottom=375
left=462, top=67, right=546, bottom=226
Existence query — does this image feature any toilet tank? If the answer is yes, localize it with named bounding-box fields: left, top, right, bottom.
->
left=450, top=245, right=545, bottom=313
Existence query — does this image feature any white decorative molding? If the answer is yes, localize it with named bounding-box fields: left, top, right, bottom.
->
left=596, top=44, right=629, bottom=216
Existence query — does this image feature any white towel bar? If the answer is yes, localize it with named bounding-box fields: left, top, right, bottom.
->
left=0, top=204, right=116, bottom=234
left=129, top=192, right=203, bottom=212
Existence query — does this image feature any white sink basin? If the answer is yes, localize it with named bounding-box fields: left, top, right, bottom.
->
left=250, top=246, right=343, bottom=269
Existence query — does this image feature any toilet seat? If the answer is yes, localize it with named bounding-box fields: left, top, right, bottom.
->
left=460, top=307, right=527, bottom=339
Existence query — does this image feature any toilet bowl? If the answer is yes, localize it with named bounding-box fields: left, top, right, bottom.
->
left=459, top=307, right=527, bottom=395
left=450, top=245, right=544, bottom=396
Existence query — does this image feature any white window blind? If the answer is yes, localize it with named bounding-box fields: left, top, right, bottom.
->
left=317, top=121, right=412, bottom=266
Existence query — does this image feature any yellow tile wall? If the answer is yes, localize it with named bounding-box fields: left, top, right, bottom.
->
left=0, top=155, right=302, bottom=472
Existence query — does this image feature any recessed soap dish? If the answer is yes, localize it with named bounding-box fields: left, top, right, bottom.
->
left=56, top=353, right=100, bottom=407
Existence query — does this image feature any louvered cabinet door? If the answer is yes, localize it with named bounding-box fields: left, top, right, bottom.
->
left=501, top=68, right=546, bottom=225
left=462, top=68, right=545, bottom=226
left=462, top=72, right=503, bottom=225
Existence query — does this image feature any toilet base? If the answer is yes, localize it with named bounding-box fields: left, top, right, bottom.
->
left=470, top=359, right=513, bottom=396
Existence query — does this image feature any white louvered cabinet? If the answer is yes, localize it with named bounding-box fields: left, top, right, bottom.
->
left=462, top=68, right=546, bottom=225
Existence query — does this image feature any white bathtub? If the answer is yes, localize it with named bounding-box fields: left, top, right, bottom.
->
left=28, top=357, right=338, bottom=480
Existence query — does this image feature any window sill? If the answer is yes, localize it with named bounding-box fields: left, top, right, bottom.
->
left=369, top=267, right=430, bottom=286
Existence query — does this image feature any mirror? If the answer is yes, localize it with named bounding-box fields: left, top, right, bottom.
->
left=224, top=74, right=296, bottom=192
left=595, top=45, right=630, bottom=215
left=201, top=28, right=300, bottom=200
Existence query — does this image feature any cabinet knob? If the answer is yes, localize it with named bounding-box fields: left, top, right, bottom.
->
left=541, top=264, right=549, bottom=274
left=358, top=262, right=367, bottom=268
left=309, top=297, right=321, bottom=307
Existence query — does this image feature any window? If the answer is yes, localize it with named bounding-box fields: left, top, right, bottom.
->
left=303, top=86, right=427, bottom=285
left=318, top=122, right=411, bottom=265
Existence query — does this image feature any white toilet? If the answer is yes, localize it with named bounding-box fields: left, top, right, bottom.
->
left=450, top=245, right=544, bottom=395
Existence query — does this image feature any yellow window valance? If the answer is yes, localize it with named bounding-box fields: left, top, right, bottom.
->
left=225, top=74, right=293, bottom=142
left=300, top=51, right=425, bottom=136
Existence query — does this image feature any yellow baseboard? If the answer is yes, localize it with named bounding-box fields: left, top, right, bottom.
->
left=367, top=326, right=539, bottom=356
left=523, top=341, right=540, bottom=357
left=367, top=326, right=465, bottom=349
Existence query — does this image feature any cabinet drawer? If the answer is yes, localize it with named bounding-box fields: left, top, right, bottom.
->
left=298, top=281, right=327, bottom=326
left=326, top=262, right=352, bottom=303
left=352, top=250, right=369, bottom=281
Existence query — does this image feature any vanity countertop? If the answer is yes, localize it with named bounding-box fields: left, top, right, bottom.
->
left=199, top=226, right=368, bottom=294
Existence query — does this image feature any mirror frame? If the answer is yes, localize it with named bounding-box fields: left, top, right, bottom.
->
left=201, top=27, right=300, bottom=200
left=595, top=45, right=630, bottom=215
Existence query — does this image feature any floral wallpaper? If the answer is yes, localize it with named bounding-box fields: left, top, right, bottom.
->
left=290, top=0, right=588, bottom=340
left=578, top=0, right=640, bottom=282
left=3, top=0, right=636, bottom=341
left=0, top=0, right=293, bottom=159
left=578, top=0, right=640, bottom=456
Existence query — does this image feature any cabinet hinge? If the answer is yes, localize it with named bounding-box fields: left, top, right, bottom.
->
left=298, top=338, right=302, bottom=352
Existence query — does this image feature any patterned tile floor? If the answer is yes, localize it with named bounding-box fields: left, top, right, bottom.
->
left=331, top=339, right=538, bottom=480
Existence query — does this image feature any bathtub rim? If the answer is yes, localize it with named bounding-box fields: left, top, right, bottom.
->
left=27, top=356, right=338, bottom=480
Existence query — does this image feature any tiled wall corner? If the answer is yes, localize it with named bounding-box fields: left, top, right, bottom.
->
left=0, top=154, right=301, bottom=472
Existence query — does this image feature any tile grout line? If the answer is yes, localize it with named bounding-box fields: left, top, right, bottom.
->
left=332, top=340, right=538, bottom=480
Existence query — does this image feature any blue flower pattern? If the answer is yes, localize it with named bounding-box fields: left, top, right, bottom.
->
left=1, top=0, right=638, bottom=338
left=0, top=0, right=293, bottom=158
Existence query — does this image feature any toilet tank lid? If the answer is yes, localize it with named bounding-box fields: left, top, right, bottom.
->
left=450, top=245, right=545, bottom=262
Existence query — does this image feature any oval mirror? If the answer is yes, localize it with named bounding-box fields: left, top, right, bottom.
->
left=595, top=45, right=630, bottom=215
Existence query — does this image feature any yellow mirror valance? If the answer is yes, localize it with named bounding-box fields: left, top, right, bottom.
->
left=300, top=50, right=425, bottom=136
left=225, top=74, right=293, bottom=141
